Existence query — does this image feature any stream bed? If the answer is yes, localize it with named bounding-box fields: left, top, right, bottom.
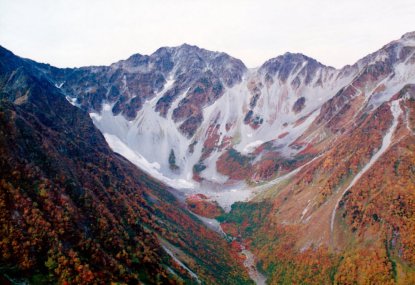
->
left=193, top=213, right=267, bottom=285
left=241, top=246, right=267, bottom=285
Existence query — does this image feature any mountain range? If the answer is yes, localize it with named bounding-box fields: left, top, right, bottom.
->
left=1, top=32, right=414, bottom=284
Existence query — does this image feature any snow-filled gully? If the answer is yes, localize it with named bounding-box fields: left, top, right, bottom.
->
left=330, top=100, right=403, bottom=236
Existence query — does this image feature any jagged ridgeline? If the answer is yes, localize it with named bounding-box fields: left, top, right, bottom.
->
left=1, top=31, right=415, bottom=284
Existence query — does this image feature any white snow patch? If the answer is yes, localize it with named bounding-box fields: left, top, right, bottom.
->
left=103, top=133, right=194, bottom=189
left=66, top=96, right=79, bottom=107
left=201, top=187, right=254, bottom=212
left=89, top=113, right=101, bottom=121
left=301, top=207, right=309, bottom=219
left=55, top=82, right=65, bottom=88
left=242, top=140, right=264, bottom=154
left=102, top=104, right=112, bottom=111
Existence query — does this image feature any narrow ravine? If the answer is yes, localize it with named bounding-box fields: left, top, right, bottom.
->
left=160, top=239, right=201, bottom=284
left=241, top=245, right=267, bottom=285
left=405, top=106, right=415, bottom=135
left=330, top=100, right=403, bottom=235
left=192, top=213, right=267, bottom=284
left=191, top=213, right=227, bottom=237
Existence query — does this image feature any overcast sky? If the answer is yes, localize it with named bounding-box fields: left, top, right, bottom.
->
left=0, top=0, right=414, bottom=68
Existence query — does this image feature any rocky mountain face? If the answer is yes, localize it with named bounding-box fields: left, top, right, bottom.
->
left=34, top=44, right=351, bottom=191
left=219, top=33, right=415, bottom=284
left=1, top=31, right=415, bottom=284
left=0, top=46, right=252, bottom=284
left=31, top=33, right=415, bottom=193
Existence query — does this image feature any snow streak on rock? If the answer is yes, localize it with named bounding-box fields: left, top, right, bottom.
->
left=330, top=100, right=403, bottom=234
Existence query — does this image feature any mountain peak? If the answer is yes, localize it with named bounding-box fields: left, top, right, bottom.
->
left=178, top=42, right=200, bottom=50
left=282, top=52, right=315, bottom=60
left=401, top=31, right=415, bottom=40
left=398, top=31, right=415, bottom=48
left=258, top=51, right=330, bottom=83
left=280, top=52, right=329, bottom=67
left=261, top=52, right=329, bottom=70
